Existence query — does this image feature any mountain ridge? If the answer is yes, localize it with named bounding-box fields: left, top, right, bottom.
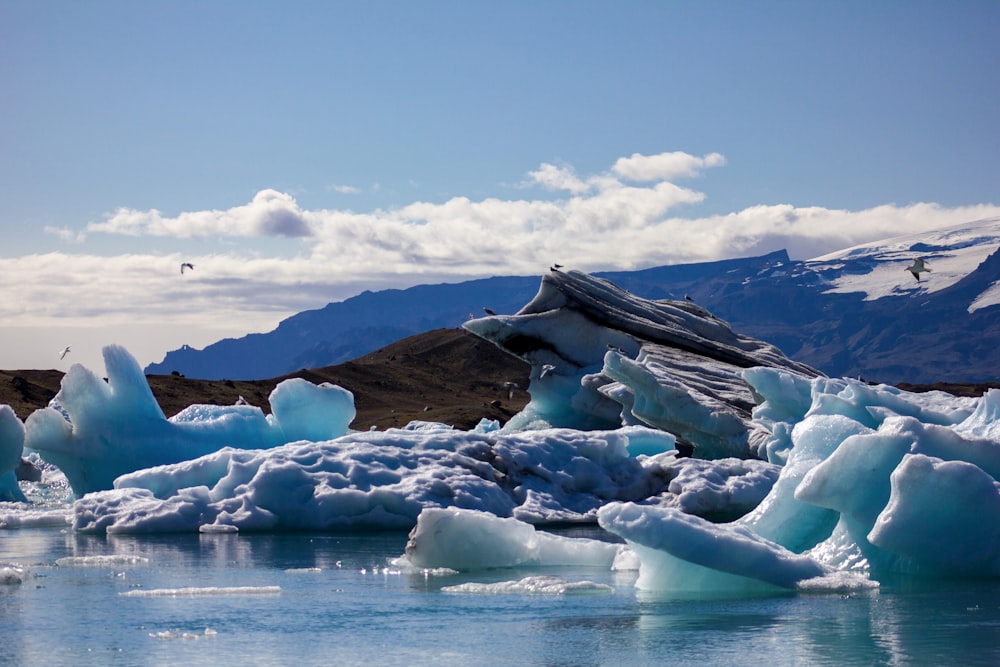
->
left=146, top=220, right=1000, bottom=384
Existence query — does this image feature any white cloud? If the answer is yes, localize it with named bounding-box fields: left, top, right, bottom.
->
left=87, top=189, right=313, bottom=238
left=44, top=225, right=85, bottom=242
left=7, top=150, right=1000, bottom=371
left=525, top=163, right=591, bottom=193
left=326, top=184, right=361, bottom=194
left=612, top=151, right=726, bottom=182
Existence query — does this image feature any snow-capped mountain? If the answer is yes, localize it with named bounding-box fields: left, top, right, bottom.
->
left=146, top=218, right=1000, bottom=384
left=809, top=216, right=1000, bottom=306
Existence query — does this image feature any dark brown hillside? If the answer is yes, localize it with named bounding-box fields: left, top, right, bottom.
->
left=0, top=329, right=531, bottom=430
left=4, top=328, right=995, bottom=432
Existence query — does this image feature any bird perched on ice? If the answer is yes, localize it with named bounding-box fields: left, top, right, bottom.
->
left=59, top=346, right=71, bottom=360
left=180, top=262, right=195, bottom=274
left=904, top=257, right=931, bottom=281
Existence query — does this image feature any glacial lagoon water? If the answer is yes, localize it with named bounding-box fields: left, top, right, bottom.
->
left=3, top=527, right=999, bottom=666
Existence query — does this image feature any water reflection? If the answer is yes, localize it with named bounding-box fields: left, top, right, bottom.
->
left=3, top=528, right=1000, bottom=666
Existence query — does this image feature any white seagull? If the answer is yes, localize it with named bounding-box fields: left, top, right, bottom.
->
left=539, top=364, right=556, bottom=379
left=59, top=345, right=71, bottom=360
left=904, top=257, right=931, bottom=282
left=181, top=262, right=195, bottom=274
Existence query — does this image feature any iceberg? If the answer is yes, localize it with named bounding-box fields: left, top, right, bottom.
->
left=464, top=269, right=822, bottom=458
left=23, top=344, right=355, bottom=496
left=0, top=405, right=27, bottom=502
left=3, top=267, right=1000, bottom=596
left=68, top=422, right=689, bottom=534
left=396, top=507, right=630, bottom=571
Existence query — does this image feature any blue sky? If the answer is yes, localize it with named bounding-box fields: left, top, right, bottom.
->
left=2, top=1, right=999, bottom=372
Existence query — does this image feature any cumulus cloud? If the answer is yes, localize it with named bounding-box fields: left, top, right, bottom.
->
left=612, top=151, right=726, bottom=182
left=88, top=189, right=314, bottom=238
left=525, top=163, right=591, bottom=193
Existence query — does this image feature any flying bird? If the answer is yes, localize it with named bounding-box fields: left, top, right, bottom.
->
left=905, top=257, right=931, bottom=282
left=180, top=262, right=195, bottom=274
left=539, top=364, right=556, bottom=379
left=483, top=307, right=496, bottom=316
left=59, top=346, right=71, bottom=360
left=503, top=381, right=521, bottom=399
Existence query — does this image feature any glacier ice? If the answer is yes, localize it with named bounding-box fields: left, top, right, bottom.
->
left=23, top=345, right=355, bottom=496
left=3, top=268, right=1000, bottom=595
left=0, top=405, right=27, bottom=502
left=465, top=269, right=822, bottom=457
left=395, top=507, right=630, bottom=571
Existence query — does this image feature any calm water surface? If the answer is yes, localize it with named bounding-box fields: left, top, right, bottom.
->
left=2, top=527, right=999, bottom=666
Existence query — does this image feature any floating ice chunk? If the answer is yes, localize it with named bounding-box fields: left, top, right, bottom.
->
left=472, top=418, right=501, bottom=434
left=0, top=405, right=27, bottom=502
left=797, top=415, right=1000, bottom=526
left=73, top=486, right=218, bottom=534
left=68, top=422, right=757, bottom=534
left=794, top=428, right=913, bottom=527
left=24, top=345, right=356, bottom=496
left=743, top=369, right=976, bottom=464
left=0, top=508, right=72, bottom=529
left=148, top=628, right=218, bottom=640
left=56, top=554, right=149, bottom=567
left=267, top=378, right=354, bottom=442
left=787, top=412, right=1000, bottom=576
left=441, top=575, right=614, bottom=595
left=0, top=406, right=24, bottom=474
left=795, top=571, right=879, bottom=593
left=72, top=431, right=515, bottom=533
left=741, top=414, right=868, bottom=552
left=868, top=454, right=1000, bottom=575
left=121, top=586, right=281, bottom=597
left=954, top=388, right=1000, bottom=440
left=805, top=378, right=974, bottom=428
left=598, top=502, right=831, bottom=591
left=398, top=507, right=628, bottom=571
left=199, top=523, right=239, bottom=534
left=0, top=563, right=27, bottom=585
left=471, top=269, right=820, bottom=453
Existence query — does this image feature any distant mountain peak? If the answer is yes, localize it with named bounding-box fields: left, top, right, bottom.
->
left=808, top=217, right=1000, bottom=304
